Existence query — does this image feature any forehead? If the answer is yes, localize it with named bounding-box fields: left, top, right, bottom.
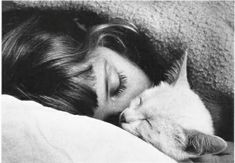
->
left=89, top=47, right=136, bottom=67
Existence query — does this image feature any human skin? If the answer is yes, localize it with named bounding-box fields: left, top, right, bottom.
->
left=90, top=47, right=152, bottom=120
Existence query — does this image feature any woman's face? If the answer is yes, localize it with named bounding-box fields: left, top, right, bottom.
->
left=90, top=47, right=151, bottom=121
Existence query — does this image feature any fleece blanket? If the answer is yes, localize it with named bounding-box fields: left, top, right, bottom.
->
left=10, top=1, right=233, bottom=94
left=3, top=1, right=234, bottom=139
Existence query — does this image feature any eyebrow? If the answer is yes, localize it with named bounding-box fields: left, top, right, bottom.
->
left=74, top=64, right=96, bottom=89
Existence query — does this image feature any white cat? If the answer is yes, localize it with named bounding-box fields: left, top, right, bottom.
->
left=119, top=51, right=227, bottom=161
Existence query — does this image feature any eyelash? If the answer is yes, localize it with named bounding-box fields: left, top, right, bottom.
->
left=112, top=72, right=127, bottom=97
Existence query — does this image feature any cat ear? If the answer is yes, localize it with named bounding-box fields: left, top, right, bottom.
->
left=184, top=129, right=227, bottom=156
left=165, top=50, right=190, bottom=88
left=174, top=50, right=190, bottom=88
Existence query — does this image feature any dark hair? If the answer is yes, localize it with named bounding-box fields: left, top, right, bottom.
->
left=2, top=14, right=148, bottom=116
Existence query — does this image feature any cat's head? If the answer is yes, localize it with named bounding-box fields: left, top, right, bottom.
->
left=119, top=51, right=227, bottom=160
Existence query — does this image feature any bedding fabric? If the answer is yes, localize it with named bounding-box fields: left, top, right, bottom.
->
left=2, top=95, right=234, bottom=162
left=2, top=95, right=176, bottom=163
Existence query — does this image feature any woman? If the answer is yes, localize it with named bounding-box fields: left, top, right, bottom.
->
left=2, top=13, right=164, bottom=124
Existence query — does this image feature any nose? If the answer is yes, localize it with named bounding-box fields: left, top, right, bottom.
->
left=119, top=112, right=126, bottom=123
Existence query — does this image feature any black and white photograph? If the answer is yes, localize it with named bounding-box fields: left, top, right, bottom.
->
left=2, top=1, right=234, bottom=163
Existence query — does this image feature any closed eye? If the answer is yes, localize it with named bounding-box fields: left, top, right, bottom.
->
left=111, top=72, right=127, bottom=97
left=139, top=97, right=143, bottom=106
left=145, top=119, right=153, bottom=129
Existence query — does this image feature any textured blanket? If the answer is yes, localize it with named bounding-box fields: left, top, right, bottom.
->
left=3, top=1, right=234, bottom=140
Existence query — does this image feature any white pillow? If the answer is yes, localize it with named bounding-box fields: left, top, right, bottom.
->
left=2, top=95, right=176, bottom=163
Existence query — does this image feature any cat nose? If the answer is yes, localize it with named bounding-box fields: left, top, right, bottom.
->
left=119, top=113, right=126, bottom=123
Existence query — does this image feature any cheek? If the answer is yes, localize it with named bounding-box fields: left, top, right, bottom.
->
left=94, top=99, right=131, bottom=120
left=122, top=64, right=151, bottom=98
left=93, top=103, right=120, bottom=120
left=128, top=76, right=151, bottom=95
left=109, top=99, right=130, bottom=113
left=108, top=91, right=140, bottom=114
